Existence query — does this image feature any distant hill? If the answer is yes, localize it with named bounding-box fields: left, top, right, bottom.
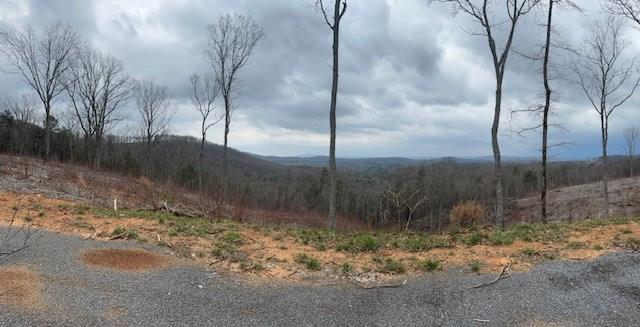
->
left=254, top=154, right=537, bottom=170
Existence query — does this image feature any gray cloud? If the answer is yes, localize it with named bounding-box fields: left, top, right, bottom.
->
left=0, top=0, right=639, bottom=159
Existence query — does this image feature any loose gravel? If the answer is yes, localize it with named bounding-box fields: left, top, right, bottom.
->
left=1, top=228, right=640, bottom=326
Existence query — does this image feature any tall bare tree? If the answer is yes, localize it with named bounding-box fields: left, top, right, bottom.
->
left=604, top=0, right=640, bottom=26
left=0, top=23, right=78, bottom=160
left=435, top=0, right=539, bottom=227
left=624, top=126, right=639, bottom=177
left=317, top=0, right=347, bottom=230
left=65, top=46, right=130, bottom=168
left=204, top=14, right=263, bottom=201
left=536, top=0, right=579, bottom=223
left=133, top=80, right=172, bottom=149
left=570, top=17, right=640, bottom=218
left=190, top=73, right=222, bottom=191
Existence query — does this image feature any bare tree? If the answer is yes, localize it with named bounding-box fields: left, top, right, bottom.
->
left=570, top=17, right=640, bottom=218
left=536, top=0, right=579, bottom=223
left=385, top=189, right=428, bottom=232
left=1, top=93, right=37, bottom=124
left=65, top=45, right=130, bottom=168
left=204, top=14, right=263, bottom=202
left=0, top=23, right=78, bottom=160
left=624, top=126, right=639, bottom=176
left=0, top=93, right=38, bottom=155
left=434, top=0, right=539, bottom=227
left=604, top=0, right=640, bottom=26
left=190, top=73, right=222, bottom=191
left=316, top=0, right=347, bottom=230
left=538, top=0, right=556, bottom=224
left=133, top=80, right=172, bottom=149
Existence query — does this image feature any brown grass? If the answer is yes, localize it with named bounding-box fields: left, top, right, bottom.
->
left=81, top=249, right=171, bottom=272
left=1, top=190, right=639, bottom=283
left=0, top=266, right=44, bottom=310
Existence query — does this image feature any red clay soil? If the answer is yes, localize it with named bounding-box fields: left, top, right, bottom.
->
left=80, top=249, right=172, bottom=272
left=0, top=266, right=44, bottom=310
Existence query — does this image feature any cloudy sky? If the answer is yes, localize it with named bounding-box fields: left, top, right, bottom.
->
left=1, top=0, right=639, bottom=159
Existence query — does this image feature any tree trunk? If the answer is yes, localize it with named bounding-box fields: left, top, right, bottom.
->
left=44, top=101, right=51, bottom=161
left=492, top=81, right=504, bottom=227
left=222, top=96, right=231, bottom=203
left=327, top=0, right=342, bottom=230
left=540, top=0, right=554, bottom=224
left=95, top=136, right=102, bottom=169
left=601, top=114, right=610, bottom=219
left=199, top=131, right=205, bottom=192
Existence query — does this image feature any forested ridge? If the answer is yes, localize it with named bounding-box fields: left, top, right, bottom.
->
left=1, top=116, right=638, bottom=230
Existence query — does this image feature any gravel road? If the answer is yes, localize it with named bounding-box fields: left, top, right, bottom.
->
left=1, top=228, right=639, bottom=327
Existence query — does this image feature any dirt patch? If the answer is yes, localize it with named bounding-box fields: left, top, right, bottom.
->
left=0, top=266, right=44, bottom=310
left=102, top=305, right=128, bottom=321
left=81, top=249, right=171, bottom=272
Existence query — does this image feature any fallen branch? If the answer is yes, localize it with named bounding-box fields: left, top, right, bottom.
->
left=472, top=262, right=512, bottom=289
left=473, top=319, right=490, bottom=323
left=351, top=279, right=408, bottom=289
left=151, top=204, right=197, bottom=218
left=109, top=232, right=126, bottom=240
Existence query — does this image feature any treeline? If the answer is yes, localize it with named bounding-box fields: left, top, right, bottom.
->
left=1, top=116, right=638, bottom=230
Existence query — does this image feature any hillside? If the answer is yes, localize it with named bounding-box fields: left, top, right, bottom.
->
left=3, top=154, right=640, bottom=285
left=508, top=176, right=640, bottom=223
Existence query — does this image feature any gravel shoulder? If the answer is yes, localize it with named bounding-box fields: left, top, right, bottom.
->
left=1, top=228, right=639, bottom=327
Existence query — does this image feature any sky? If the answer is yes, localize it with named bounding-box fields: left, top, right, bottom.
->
left=0, top=0, right=639, bottom=160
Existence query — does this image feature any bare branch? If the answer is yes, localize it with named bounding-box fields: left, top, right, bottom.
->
left=133, top=80, right=173, bottom=146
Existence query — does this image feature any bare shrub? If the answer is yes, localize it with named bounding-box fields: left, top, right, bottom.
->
left=449, top=200, right=487, bottom=228
left=1, top=199, right=37, bottom=259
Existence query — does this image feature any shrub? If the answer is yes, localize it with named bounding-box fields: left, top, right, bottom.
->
left=566, top=241, right=586, bottom=250
left=623, top=237, right=640, bottom=251
left=298, top=230, right=328, bottom=251
left=240, top=262, right=265, bottom=272
left=336, top=234, right=381, bottom=253
left=341, top=263, right=353, bottom=275
left=401, top=237, right=429, bottom=252
left=212, top=243, right=246, bottom=262
left=489, top=230, right=515, bottom=246
left=111, top=227, right=139, bottom=240
left=468, top=260, right=481, bottom=273
left=463, top=231, right=485, bottom=246
left=417, top=259, right=441, bottom=272
left=377, top=258, right=406, bottom=274
left=449, top=200, right=487, bottom=228
left=222, top=231, right=242, bottom=244
left=295, top=253, right=321, bottom=270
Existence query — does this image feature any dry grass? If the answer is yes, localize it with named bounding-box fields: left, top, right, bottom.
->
left=81, top=249, right=171, bottom=272
left=2, top=190, right=640, bottom=283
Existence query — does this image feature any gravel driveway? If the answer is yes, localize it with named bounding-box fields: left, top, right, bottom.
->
left=1, top=228, right=639, bottom=327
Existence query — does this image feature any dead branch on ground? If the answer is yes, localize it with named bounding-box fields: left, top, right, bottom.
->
left=351, top=279, right=408, bottom=289
left=472, top=262, right=512, bottom=289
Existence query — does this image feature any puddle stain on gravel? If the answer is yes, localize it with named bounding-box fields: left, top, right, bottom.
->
left=0, top=266, right=45, bottom=311
left=81, top=248, right=172, bottom=272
